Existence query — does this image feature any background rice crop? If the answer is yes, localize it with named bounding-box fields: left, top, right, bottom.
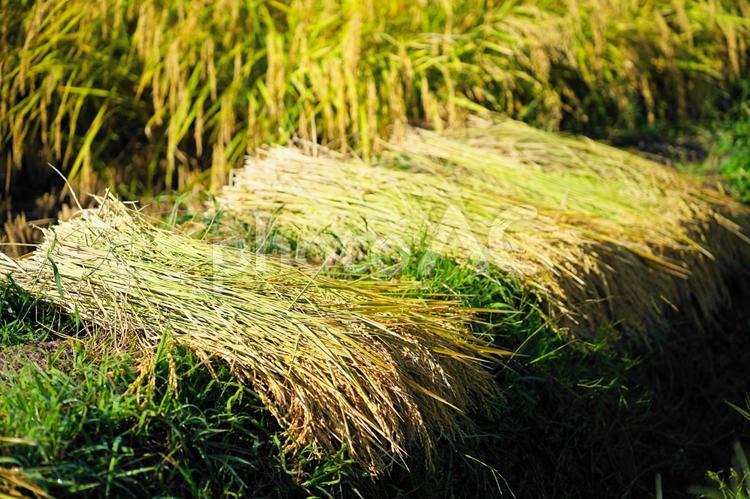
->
left=0, top=196, right=502, bottom=473
left=218, top=118, right=750, bottom=335
left=1, top=0, right=749, bottom=196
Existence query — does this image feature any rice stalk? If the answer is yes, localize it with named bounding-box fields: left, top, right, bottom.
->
left=2, top=0, right=749, bottom=193
left=0, top=195, right=500, bottom=473
left=219, top=118, right=750, bottom=334
left=0, top=466, right=45, bottom=499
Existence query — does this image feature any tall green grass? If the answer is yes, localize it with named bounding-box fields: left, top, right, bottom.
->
left=2, top=0, right=749, bottom=194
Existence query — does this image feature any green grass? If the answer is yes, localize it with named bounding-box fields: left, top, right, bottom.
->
left=691, top=401, right=750, bottom=499
left=664, top=86, right=750, bottom=205
left=0, top=286, right=363, bottom=497
left=693, top=443, right=750, bottom=498
left=0, top=280, right=54, bottom=348
left=718, top=113, right=750, bottom=204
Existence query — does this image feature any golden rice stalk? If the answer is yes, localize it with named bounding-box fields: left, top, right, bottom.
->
left=219, top=118, right=750, bottom=335
left=3, top=0, right=750, bottom=191
left=0, top=215, right=37, bottom=259
left=0, top=196, right=499, bottom=473
left=0, top=466, right=46, bottom=499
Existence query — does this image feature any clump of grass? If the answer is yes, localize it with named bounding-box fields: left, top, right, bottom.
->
left=0, top=341, right=354, bottom=497
left=691, top=400, right=750, bottom=499
left=691, top=442, right=750, bottom=498
left=2, top=0, right=749, bottom=194
left=0, top=278, right=82, bottom=349
left=0, top=195, right=501, bottom=473
left=718, top=113, right=750, bottom=204
left=219, top=118, right=750, bottom=335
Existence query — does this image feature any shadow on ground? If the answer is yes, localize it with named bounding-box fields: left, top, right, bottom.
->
left=365, top=271, right=750, bottom=498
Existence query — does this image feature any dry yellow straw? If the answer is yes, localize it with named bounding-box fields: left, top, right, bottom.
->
left=219, top=118, right=750, bottom=334
left=0, top=196, right=501, bottom=473
left=0, top=465, right=46, bottom=499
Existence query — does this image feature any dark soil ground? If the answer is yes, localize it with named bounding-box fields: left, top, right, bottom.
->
left=0, top=340, right=71, bottom=378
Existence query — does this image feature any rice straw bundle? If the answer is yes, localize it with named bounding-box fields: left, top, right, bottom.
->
left=0, top=196, right=499, bottom=472
left=219, top=118, right=750, bottom=334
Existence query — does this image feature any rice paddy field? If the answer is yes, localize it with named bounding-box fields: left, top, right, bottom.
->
left=2, top=1, right=750, bottom=497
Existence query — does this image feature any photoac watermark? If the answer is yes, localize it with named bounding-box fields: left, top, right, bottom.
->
left=204, top=197, right=539, bottom=287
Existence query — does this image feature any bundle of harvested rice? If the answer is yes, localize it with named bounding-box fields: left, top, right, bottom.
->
left=0, top=196, right=499, bottom=472
left=219, top=118, right=750, bottom=335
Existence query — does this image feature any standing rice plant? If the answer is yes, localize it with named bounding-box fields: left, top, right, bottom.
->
left=2, top=0, right=749, bottom=195
left=0, top=195, right=501, bottom=473
left=219, top=118, right=750, bottom=334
